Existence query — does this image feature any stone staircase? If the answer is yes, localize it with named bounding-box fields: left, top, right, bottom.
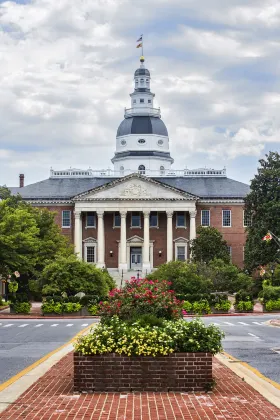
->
left=108, top=269, right=152, bottom=288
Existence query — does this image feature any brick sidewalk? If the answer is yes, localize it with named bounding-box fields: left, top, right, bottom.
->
left=1, top=354, right=280, bottom=420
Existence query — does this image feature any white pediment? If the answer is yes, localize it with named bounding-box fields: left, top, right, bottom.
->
left=74, top=175, right=196, bottom=201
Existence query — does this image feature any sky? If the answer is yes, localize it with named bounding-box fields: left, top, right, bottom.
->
left=0, top=0, right=280, bottom=187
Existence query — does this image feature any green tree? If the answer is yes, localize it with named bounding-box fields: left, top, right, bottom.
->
left=40, top=255, right=113, bottom=296
left=207, top=259, right=252, bottom=293
left=244, top=152, right=280, bottom=271
left=148, top=261, right=213, bottom=300
left=0, top=201, right=39, bottom=274
left=190, top=226, right=230, bottom=264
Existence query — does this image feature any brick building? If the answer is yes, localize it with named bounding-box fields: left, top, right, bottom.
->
left=10, top=56, right=250, bottom=273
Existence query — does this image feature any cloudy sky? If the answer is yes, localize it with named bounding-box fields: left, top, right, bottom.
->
left=0, top=0, right=280, bottom=187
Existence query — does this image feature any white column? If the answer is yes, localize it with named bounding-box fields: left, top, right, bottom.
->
left=119, top=211, right=128, bottom=273
left=97, top=210, right=105, bottom=268
left=189, top=210, right=197, bottom=241
left=166, top=211, right=173, bottom=262
left=142, top=211, right=151, bottom=274
left=74, top=210, right=82, bottom=259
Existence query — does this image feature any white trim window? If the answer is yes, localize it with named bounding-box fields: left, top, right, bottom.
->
left=150, top=212, right=158, bottom=228
left=201, top=210, right=210, bottom=226
left=222, top=210, right=231, bottom=227
left=114, top=212, right=121, bottom=228
left=86, top=246, right=95, bottom=263
left=62, top=210, right=71, bottom=228
left=243, top=210, right=252, bottom=227
left=86, top=212, right=96, bottom=228
left=176, top=212, right=186, bottom=228
left=131, top=212, right=141, bottom=228
left=176, top=245, right=187, bottom=261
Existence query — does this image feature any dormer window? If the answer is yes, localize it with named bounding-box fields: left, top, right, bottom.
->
left=138, top=165, right=145, bottom=174
left=140, top=99, right=144, bottom=103
left=138, top=139, right=146, bottom=144
left=140, top=79, right=144, bottom=84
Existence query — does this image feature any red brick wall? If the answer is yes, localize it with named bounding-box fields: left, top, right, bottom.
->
left=37, top=205, right=75, bottom=244
left=34, top=205, right=246, bottom=268
left=73, top=352, right=213, bottom=392
left=196, top=205, right=246, bottom=267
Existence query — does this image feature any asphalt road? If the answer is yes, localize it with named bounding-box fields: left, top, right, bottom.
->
left=194, top=314, right=280, bottom=384
left=0, top=319, right=97, bottom=384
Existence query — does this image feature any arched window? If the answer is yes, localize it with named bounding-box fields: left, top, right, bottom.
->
left=160, top=165, right=165, bottom=175
left=140, top=78, right=144, bottom=84
left=120, top=166, right=124, bottom=175
left=138, top=165, right=145, bottom=175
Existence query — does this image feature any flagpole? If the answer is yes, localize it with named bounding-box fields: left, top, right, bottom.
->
left=142, top=34, right=144, bottom=57
left=268, top=231, right=280, bottom=247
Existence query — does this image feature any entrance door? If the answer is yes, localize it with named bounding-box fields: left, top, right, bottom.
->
left=130, top=247, right=142, bottom=270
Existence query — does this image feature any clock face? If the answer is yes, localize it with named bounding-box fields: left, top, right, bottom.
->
left=158, top=139, right=164, bottom=146
left=120, top=140, right=126, bottom=146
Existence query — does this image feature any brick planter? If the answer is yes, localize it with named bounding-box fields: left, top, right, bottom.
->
left=73, top=352, right=213, bottom=392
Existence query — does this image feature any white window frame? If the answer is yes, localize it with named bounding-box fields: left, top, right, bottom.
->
left=113, top=212, right=121, bottom=228
left=86, top=212, right=96, bottom=228
left=222, top=210, right=231, bottom=227
left=150, top=212, right=159, bottom=228
left=175, top=243, right=187, bottom=261
left=83, top=241, right=97, bottom=264
left=62, top=210, right=71, bottom=228
left=243, top=210, right=252, bottom=227
left=131, top=212, right=141, bottom=228
left=176, top=212, right=186, bottom=228
left=201, top=209, right=210, bottom=227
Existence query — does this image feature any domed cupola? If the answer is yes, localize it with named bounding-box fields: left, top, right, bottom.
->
left=112, top=56, right=174, bottom=176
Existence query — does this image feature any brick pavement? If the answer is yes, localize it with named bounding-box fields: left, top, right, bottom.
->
left=1, top=353, right=280, bottom=420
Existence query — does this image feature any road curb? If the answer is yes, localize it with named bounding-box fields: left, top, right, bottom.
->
left=0, top=323, right=95, bottom=414
left=216, top=352, right=280, bottom=409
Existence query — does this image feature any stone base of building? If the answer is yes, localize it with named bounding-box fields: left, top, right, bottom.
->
left=73, top=352, right=213, bottom=392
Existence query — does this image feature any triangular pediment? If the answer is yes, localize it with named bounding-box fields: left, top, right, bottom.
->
left=127, top=235, right=144, bottom=243
left=73, top=173, right=197, bottom=201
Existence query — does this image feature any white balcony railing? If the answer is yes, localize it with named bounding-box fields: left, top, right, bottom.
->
left=124, top=107, right=161, bottom=118
left=50, top=167, right=227, bottom=179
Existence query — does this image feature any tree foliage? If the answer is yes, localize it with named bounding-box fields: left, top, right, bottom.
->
left=190, top=226, right=230, bottom=264
left=40, top=255, right=114, bottom=296
left=0, top=188, right=73, bottom=282
left=244, top=152, right=280, bottom=271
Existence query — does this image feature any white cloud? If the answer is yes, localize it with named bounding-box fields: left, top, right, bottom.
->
left=0, top=0, right=280, bottom=186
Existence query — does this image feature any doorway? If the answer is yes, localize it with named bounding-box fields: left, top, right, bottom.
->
left=130, top=247, right=142, bottom=270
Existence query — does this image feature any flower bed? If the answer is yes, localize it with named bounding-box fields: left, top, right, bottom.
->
left=73, top=316, right=223, bottom=392
left=73, top=352, right=213, bottom=392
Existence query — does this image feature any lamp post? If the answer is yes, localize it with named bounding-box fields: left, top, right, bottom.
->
left=271, top=263, right=276, bottom=285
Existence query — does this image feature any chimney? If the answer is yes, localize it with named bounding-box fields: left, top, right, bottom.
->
left=19, top=174, right=24, bottom=188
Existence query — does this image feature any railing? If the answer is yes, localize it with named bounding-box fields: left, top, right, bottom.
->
left=50, top=168, right=227, bottom=178
left=124, top=107, right=161, bottom=118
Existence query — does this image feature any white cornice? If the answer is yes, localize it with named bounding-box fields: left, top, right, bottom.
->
left=198, top=199, right=244, bottom=204
left=26, top=200, right=73, bottom=205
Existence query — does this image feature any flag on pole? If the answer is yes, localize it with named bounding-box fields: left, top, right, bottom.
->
left=136, top=43, right=143, bottom=48
left=262, top=232, right=273, bottom=242
left=137, top=36, right=143, bottom=42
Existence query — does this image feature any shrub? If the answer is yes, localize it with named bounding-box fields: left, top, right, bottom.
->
left=99, top=278, right=183, bottom=321
left=182, top=301, right=193, bottom=312
left=265, top=299, right=280, bottom=311
left=214, top=300, right=231, bottom=312
left=148, top=261, right=213, bottom=299
left=236, top=301, right=253, bottom=312
left=235, top=290, right=254, bottom=303
left=40, top=255, right=114, bottom=296
left=74, top=316, right=224, bottom=356
left=207, top=259, right=253, bottom=293
left=192, top=300, right=211, bottom=315
left=261, top=286, right=280, bottom=303
left=8, top=293, right=29, bottom=303
left=80, top=295, right=102, bottom=307
left=10, top=301, right=31, bottom=314
left=88, top=304, right=99, bottom=315
left=41, top=299, right=82, bottom=314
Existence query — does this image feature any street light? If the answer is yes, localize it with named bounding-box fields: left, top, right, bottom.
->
left=271, top=263, right=276, bottom=284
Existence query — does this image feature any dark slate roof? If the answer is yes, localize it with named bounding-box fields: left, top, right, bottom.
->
left=134, top=68, right=150, bottom=77
left=117, top=116, right=168, bottom=137
left=9, top=176, right=250, bottom=200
